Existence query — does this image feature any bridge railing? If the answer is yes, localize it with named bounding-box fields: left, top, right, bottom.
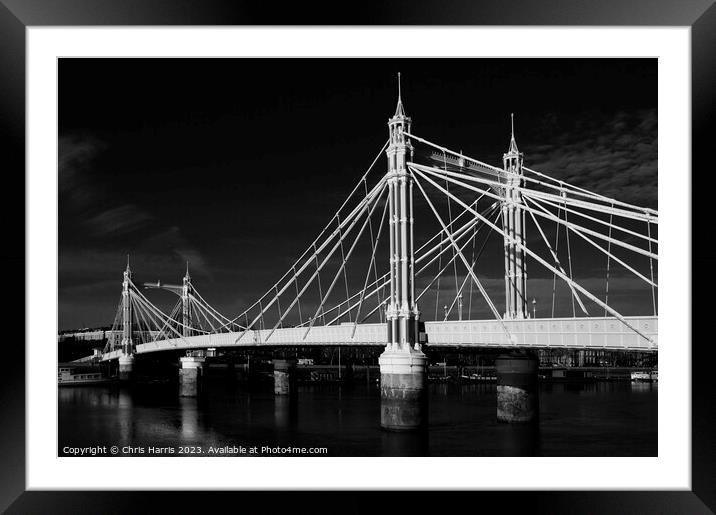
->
left=97, top=316, right=657, bottom=360
left=423, top=316, right=657, bottom=350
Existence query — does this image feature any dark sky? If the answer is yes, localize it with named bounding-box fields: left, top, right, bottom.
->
left=58, top=58, right=657, bottom=331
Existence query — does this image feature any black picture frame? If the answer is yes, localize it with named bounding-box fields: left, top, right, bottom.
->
left=1, top=1, right=712, bottom=513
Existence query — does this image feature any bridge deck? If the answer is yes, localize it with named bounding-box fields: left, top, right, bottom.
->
left=100, top=316, right=657, bottom=361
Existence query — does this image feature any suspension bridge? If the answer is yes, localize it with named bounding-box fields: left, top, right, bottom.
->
left=86, top=75, right=658, bottom=429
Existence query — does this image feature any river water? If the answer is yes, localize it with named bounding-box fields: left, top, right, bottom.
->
left=58, top=377, right=656, bottom=457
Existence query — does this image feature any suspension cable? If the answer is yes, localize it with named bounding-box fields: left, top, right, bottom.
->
left=434, top=233, right=443, bottom=320
left=468, top=215, right=477, bottom=320
left=352, top=188, right=390, bottom=338
left=301, top=182, right=388, bottom=341
left=257, top=181, right=387, bottom=342
left=526, top=196, right=657, bottom=287
left=411, top=170, right=511, bottom=338
left=363, top=178, right=383, bottom=324
left=403, top=130, right=657, bottom=216
left=409, top=157, right=657, bottom=225
left=604, top=204, right=614, bottom=316
left=274, top=285, right=283, bottom=329
left=410, top=164, right=655, bottom=344
left=443, top=152, right=460, bottom=316
left=647, top=219, right=657, bottom=315
left=563, top=191, right=577, bottom=318
left=551, top=199, right=561, bottom=318
left=524, top=197, right=588, bottom=315
left=444, top=209, right=498, bottom=320
left=410, top=162, right=657, bottom=260
left=313, top=244, right=325, bottom=325
left=225, top=140, right=389, bottom=328
left=416, top=205, right=498, bottom=303
left=293, top=266, right=303, bottom=326
left=336, top=213, right=352, bottom=323
left=234, top=177, right=387, bottom=340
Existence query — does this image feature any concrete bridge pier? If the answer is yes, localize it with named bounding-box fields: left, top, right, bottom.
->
left=378, top=346, right=428, bottom=431
left=495, top=352, right=539, bottom=423
left=179, top=356, right=205, bottom=397
left=273, top=358, right=297, bottom=396
left=118, top=354, right=134, bottom=382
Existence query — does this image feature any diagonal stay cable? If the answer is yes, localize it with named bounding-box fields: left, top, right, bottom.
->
left=526, top=196, right=657, bottom=287
left=351, top=185, right=390, bottom=338
left=235, top=175, right=387, bottom=341
left=444, top=208, right=500, bottom=320
left=302, top=181, right=388, bottom=341
left=411, top=169, right=513, bottom=341
left=411, top=162, right=658, bottom=260
left=524, top=197, right=589, bottom=315
left=411, top=165, right=655, bottom=344
left=225, top=139, right=389, bottom=328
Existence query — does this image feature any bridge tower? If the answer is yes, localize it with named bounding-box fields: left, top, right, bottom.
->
left=502, top=114, right=528, bottom=320
left=182, top=263, right=192, bottom=337
left=178, top=262, right=206, bottom=396
left=497, top=120, right=539, bottom=423
left=378, top=74, right=428, bottom=431
left=119, top=258, right=135, bottom=381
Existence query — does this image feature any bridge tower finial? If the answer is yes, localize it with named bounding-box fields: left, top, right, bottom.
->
left=394, top=72, right=406, bottom=118
left=508, top=113, right=519, bottom=155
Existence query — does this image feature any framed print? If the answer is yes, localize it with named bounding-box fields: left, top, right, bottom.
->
left=1, top=0, right=714, bottom=512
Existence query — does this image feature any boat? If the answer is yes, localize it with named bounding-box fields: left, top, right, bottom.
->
left=630, top=371, right=652, bottom=382
left=470, top=373, right=496, bottom=382
left=58, top=365, right=116, bottom=386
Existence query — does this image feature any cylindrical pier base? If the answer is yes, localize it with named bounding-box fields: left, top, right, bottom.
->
left=118, top=354, right=134, bottom=382
left=273, top=359, right=297, bottom=396
left=179, top=356, right=205, bottom=397
left=495, top=353, right=539, bottom=423
left=378, top=346, right=428, bottom=431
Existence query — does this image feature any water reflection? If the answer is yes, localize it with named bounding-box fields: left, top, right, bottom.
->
left=58, top=385, right=122, bottom=407
left=498, top=421, right=540, bottom=456
left=381, top=430, right=429, bottom=456
left=630, top=381, right=657, bottom=393
left=59, top=379, right=657, bottom=457
left=117, top=388, right=134, bottom=450
left=180, top=396, right=199, bottom=439
left=274, top=395, right=298, bottom=430
left=540, top=380, right=658, bottom=397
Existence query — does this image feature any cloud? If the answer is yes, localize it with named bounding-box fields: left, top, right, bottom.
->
left=525, top=109, right=657, bottom=208
left=60, top=133, right=209, bottom=267
left=58, top=133, right=215, bottom=330
left=58, top=134, right=107, bottom=210
left=143, top=227, right=211, bottom=279
left=85, top=204, right=155, bottom=237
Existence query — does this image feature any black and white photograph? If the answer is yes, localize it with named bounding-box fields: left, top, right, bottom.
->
left=57, top=57, right=659, bottom=458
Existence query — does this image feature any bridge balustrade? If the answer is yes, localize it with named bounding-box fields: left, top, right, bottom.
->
left=99, top=316, right=656, bottom=361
